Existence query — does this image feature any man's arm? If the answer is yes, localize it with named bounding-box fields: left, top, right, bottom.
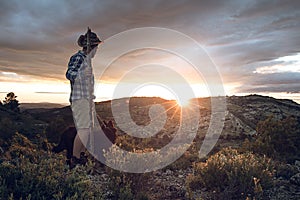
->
left=66, top=54, right=84, bottom=81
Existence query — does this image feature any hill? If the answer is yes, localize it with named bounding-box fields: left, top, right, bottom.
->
left=20, top=102, right=66, bottom=110
left=22, top=95, right=299, bottom=150
left=0, top=95, right=300, bottom=199
left=227, top=94, right=300, bottom=129
left=19, top=102, right=66, bottom=114
left=0, top=104, right=47, bottom=142
left=2, top=95, right=299, bottom=143
left=27, top=95, right=300, bottom=136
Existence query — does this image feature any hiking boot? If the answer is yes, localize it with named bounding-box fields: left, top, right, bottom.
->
left=69, top=152, right=88, bottom=169
left=66, top=159, right=71, bottom=166
left=80, top=152, right=88, bottom=165
left=69, top=156, right=81, bottom=169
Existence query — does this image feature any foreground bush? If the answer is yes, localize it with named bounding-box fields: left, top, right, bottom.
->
left=187, top=148, right=275, bottom=199
left=252, top=116, right=300, bottom=163
left=0, top=132, right=103, bottom=200
left=104, top=144, right=190, bottom=199
left=104, top=145, right=156, bottom=199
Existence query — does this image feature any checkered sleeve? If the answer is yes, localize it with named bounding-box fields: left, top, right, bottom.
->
left=66, top=54, right=84, bottom=81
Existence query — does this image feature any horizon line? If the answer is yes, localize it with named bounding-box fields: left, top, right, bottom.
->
left=18, top=94, right=300, bottom=105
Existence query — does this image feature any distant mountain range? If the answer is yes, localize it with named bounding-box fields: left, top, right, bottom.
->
left=20, top=103, right=66, bottom=110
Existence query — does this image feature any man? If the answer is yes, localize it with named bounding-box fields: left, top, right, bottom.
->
left=66, top=29, right=101, bottom=168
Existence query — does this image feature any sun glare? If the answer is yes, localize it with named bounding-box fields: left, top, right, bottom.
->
left=176, top=97, right=191, bottom=107
left=130, top=84, right=195, bottom=107
left=131, top=84, right=178, bottom=100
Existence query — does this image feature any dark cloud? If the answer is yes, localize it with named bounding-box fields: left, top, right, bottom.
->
left=234, top=72, right=300, bottom=94
left=203, top=0, right=300, bottom=67
left=237, top=84, right=300, bottom=94
left=233, top=0, right=300, bottom=19
left=0, top=0, right=299, bottom=98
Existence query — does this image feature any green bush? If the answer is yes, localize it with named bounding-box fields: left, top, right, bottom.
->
left=186, top=148, right=275, bottom=199
left=46, top=116, right=66, bottom=143
left=104, top=145, right=156, bottom=200
left=105, top=167, right=151, bottom=200
left=167, top=150, right=199, bottom=171
left=5, top=132, right=45, bottom=162
left=15, top=114, right=46, bottom=139
left=0, top=117, right=16, bottom=142
left=0, top=133, right=103, bottom=200
left=275, top=163, right=299, bottom=180
left=104, top=143, right=191, bottom=199
left=246, top=116, right=300, bottom=163
left=0, top=158, right=103, bottom=200
left=105, top=168, right=135, bottom=200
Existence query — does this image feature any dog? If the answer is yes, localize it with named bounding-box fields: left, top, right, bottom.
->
left=52, top=126, right=76, bottom=163
left=52, top=120, right=117, bottom=165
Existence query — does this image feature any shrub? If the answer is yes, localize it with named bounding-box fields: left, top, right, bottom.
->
left=1, top=131, right=39, bottom=162
left=0, top=157, right=103, bottom=200
left=104, top=146, right=155, bottom=199
left=0, top=133, right=103, bottom=200
left=105, top=168, right=151, bottom=200
left=275, top=163, right=299, bottom=180
left=0, top=117, right=16, bottom=142
left=186, top=148, right=275, bottom=199
left=166, top=150, right=199, bottom=171
left=46, top=116, right=66, bottom=143
left=15, top=114, right=45, bottom=139
left=105, top=168, right=135, bottom=200
left=104, top=144, right=190, bottom=199
left=247, top=116, right=300, bottom=163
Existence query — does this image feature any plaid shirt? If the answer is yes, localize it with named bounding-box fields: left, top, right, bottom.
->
left=66, top=51, right=94, bottom=103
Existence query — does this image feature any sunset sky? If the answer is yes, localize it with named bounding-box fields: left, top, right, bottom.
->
left=0, top=0, right=299, bottom=104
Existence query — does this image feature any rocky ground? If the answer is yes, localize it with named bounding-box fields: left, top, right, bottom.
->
left=87, top=160, right=300, bottom=200
left=267, top=161, right=300, bottom=200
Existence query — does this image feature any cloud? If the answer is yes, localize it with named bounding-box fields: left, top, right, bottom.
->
left=203, top=0, right=300, bottom=67
left=234, top=71, right=300, bottom=94
left=0, top=0, right=299, bottom=99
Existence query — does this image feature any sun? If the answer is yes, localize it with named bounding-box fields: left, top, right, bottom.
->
left=176, top=97, right=191, bottom=107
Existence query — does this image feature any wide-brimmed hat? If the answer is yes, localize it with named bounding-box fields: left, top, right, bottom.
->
left=77, top=30, right=101, bottom=47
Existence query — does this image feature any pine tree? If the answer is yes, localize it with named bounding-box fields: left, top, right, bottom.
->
left=3, top=92, right=20, bottom=112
